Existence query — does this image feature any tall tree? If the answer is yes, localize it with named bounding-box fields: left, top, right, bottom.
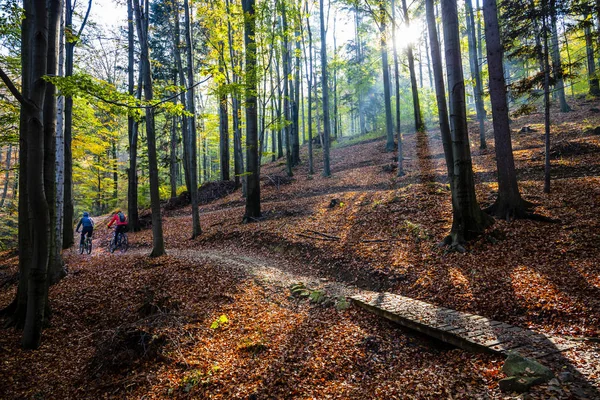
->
left=63, top=0, right=92, bottom=249
left=465, top=0, right=486, bottom=149
left=549, top=2, right=570, bottom=111
left=441, top=0, right=493, bottom=248
left=184, top=0, right=201, bottom=238
left=482, top=0, right=534, bottom=218
left=127, top=0, right=141, bottom=232
left=133, top=0, right=166, bottom=256
left=302, top=0, right=315, bottom=175
left=219, top=41, right=230, bottom=181
left=401, top=0, right=424, bottom=132
left=0, top=0, right=63, bottom=348
left=243, top=0, right=261, bottom=221
left=392, top=0, right=404, bottom=175
left=379, top=0, right=395, bottom=152
left=319, top=0, right=331, bottom=176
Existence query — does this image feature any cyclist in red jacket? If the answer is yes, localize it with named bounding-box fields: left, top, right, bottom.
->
left=108, top=210, right=128, bottom=241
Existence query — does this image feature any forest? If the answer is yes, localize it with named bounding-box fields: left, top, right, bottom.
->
left=0, top=0, right=599, bottom=398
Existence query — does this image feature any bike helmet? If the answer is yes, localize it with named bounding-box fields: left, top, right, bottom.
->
left=83, top=212, right=89, bottom=217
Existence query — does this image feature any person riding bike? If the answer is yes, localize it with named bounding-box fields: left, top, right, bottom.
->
left=75, top=212, right=95, bottom=246
left=108, top=210, right=128, bottom=244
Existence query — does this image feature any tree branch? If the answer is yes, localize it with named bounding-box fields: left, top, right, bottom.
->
left=0, top=67, right=28, bottom=107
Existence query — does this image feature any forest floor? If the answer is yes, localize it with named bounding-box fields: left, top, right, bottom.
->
left=2, top=98, right=600, bottom=399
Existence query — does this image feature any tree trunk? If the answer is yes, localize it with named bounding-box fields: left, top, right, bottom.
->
left=242, top=0, right=261, bottom=222
left=170, top=74, right=178, bottom=199
left=380, top=2, right=395, bottom=152
left=127, top=0, right=140, bottom=232
left=226, top=0, right=244, bottom=190
left=319, top=0, right=331, bottom=176
left=584, top=15, right=600, bottom=96
left=45, top=0, right=64, bottom=285
left=441, top=0, right=493, bottom=248
left=543, top=1, right=552, bottom=193
left=183, top=0, right=201, bottom=237
left=550, top=6, right=570, bottom=111
left=426, top=0, right=455, bottom=199
left=392, top=0, right=404, bottom=175
left=355, top=8, right=366, bottom=135
left=401, top=0, right=424, bottom=132
left=282, top=3, right=294, bottom=177
left=303, top=0, right=314, bottom=175
left=134, top=0, right=166, bottom=255
left=54, top=11, right=65, bottom=276
left=1, top=145, right=12, bottom=208
left=219, top=41, right=230, bottom=181
left=482, top=0, right=532, bottom=218
left=292, top=1, right=301, bottom=165
left=465, top=0, right=487, bottom=149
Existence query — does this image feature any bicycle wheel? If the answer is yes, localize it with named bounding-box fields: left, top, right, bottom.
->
left=109, top=237, right=116, bottom=253
left=79, top=242, right=84, bottom=254
left=86, top=239, right=93, bottom=254
left=120, top=234, right=129, bottom=253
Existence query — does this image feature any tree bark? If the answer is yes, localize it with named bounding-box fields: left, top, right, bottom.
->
left=584, top=14, right=600, bottom=96
left=127, top=0, right=141, bottom=232
left=550, top=5, right=570, bottom=111
left=183, top=0, right=201, bottom=237
left=401, top=0, right=424, bottom=132
left=380, top=2, right=395, bottom=152
left=303, top=0, right=314, bottom=175
left=392, top=0, right=404, bottom=175
left=134, top=0, right=166, bottom=255
left=242, top=0, right=261, bottom=221
left=219, top=41, right=230, bottom=181
left=441, top=0, right=493, bottom=248
left=282, top=3, right=294, bottom=177
left=465, top=0, right=487, bottom=149
left=482, top=0, right=533, bottom=218
left=319, top=0, right=331, bottom=176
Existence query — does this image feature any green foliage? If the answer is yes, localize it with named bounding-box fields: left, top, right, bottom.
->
left=210, top=314, right=230, bottom=329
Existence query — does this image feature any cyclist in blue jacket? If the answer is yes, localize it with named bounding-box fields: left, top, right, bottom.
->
left=75, top=212, right=95, bottom=246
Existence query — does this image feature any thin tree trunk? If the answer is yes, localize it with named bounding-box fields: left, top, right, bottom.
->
left=0, top=145, right=12, bottom=207
left=401, top=0, right=424, bottom=132
left=543, top=1, right=552, bottom=193
left=380, top=2, right=395, bottom=152
left=549, top=7, right=569, bottom=111
left=392, top=0, right=404, bottom=175
left=183, top=0, right=201, bottom=237
left=170, top=74, right=178, bottom=199
left=319, top=0, right=331, bottom=176
left=292, top=0, right=301, bottom=164
left=282, top=4, right=294, bottom=177
left=303, top=0, right=314, bottom=175
left=465, top=0, right=486, bottom=149
left=355, top=8, right=366, bottom=135
left=219, top=41, right=230, bottom=181
left=127, top=0, right=141, bottom=232
left=54, top=10, right=65, bottom=276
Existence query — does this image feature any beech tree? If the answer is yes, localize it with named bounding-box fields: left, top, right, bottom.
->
left=243, top=0, right=261, bottom=221
left=440, top=0, right=493, bottom=248
left=133, top=0, right=166, bottom=256
left=0, top=0, right=63, bottom=349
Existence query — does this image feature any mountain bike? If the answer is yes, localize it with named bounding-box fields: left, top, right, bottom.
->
left=79, top=235, right=93, bottom=254
left=109, top=229, right=129, bottom=253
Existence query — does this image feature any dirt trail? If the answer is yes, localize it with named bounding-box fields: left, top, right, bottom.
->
left=126, top=247, right=363, bottom=299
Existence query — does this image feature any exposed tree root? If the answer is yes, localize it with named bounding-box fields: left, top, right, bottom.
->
left=485, top=197, right=560, bottom=223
